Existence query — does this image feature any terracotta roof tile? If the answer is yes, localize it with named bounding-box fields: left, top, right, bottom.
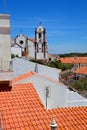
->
left=60, top=57, right=87, bottom=64
left=76, top=66, right=87, bottom=74
left=0, top=83, right=87, bottom=129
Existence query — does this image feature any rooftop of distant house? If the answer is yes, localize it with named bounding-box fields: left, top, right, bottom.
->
left=60, top=57, right=87, bottom=64
left=76, top=66, right=87, bottom=75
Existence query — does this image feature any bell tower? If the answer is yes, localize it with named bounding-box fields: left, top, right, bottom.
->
left=35, top=24, right=48, bottom=60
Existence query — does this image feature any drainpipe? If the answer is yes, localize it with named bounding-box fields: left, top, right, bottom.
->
left=50, top=117, right=58, bottom=130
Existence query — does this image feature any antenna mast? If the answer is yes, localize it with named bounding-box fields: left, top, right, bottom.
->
left=3, top=0, right=6, bottom=13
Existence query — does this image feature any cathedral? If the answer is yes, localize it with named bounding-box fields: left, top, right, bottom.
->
left=11, top=24, right=48, bottom=60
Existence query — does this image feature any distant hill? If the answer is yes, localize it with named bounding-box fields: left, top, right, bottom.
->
left=51, top=52, right=87, bottom=58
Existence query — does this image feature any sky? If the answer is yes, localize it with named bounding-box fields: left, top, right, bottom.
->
left=0, top=0, right=87, bottom=54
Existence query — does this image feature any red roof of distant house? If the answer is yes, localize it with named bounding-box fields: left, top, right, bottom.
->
left=0, top=83, right=87, bottom=130
left=60, top=57, right=87, bottom=64
left=76, top=66, right=87, bottom=75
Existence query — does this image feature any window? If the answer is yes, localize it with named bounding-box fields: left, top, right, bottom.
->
left=20, top=40, right=23, bottom=44
left=39, top=33, right=41, bottom=39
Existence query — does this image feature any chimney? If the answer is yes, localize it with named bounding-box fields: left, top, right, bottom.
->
left=0, top=14, right=13, bottom=87
left=50, top=117, right=58, bottom=130
left=34, top=63, right=38, bottom=73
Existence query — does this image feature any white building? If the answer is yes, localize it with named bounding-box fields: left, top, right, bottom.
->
left=13, top=58, right=87, bottom=109
left=13, top=70, right=87, bottom=109
left=11, top=25, right=48, bottom=60
left=13, top=58, right=61, bottom=81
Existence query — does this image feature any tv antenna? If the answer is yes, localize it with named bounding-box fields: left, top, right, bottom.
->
left=3, top=0, right=6, bottom=13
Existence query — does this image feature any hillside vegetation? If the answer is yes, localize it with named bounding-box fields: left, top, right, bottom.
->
left=47, top=60, right=73, bottom=71
left=30, top=59, right=73, bottom=71
left=53, top=52, right=87, bottom=58
left=70, top=77, right=87, bottom=91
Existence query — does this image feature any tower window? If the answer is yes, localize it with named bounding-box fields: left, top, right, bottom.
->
left=39, top=33, right=41, bottom=39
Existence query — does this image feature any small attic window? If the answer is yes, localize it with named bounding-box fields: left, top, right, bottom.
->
left=20, top=40, right=23, bottom=44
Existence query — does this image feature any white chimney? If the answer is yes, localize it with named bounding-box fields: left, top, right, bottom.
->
left=50, top=117, right=58, bottom=130
left=0, top=14, right=11, bottom=71
left=0, top=14, right=13, bottom=86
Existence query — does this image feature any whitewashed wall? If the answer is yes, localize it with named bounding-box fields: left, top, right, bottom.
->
left=13, top=58, right=61, bottom=81
left=11, top=35, right=35, bottom=59
left=11, top=44, right=22, bottom=57
left=19, top=75, right=67, bottom=109
left=66, top=89, right=87, bottom=107
left=37, top=53, right=44, bottom=59
left=13, top=58, right=87, bottom=109
left=28, top=41, right=35, bottom=58
left=18, top=74, right=87, bottom=109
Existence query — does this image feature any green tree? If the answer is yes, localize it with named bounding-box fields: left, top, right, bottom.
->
left=47, top=60, right=73, bottom=71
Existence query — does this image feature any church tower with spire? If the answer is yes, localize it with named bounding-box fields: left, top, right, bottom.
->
left=34, top=24, right=48, bottom=60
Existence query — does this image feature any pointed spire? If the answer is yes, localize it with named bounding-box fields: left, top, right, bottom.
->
left=50, top=117, right=58, bottom=130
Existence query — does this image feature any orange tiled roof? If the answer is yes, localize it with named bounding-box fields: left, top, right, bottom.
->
left=60, top=57, right=87, bottom=64
left=12, top=71, right=35, bottom=84
left=12, top=70, right=60, bottom=85
left=0, top=83, right=87, bottom=130
left=76, top=66, right=87, bottom=75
